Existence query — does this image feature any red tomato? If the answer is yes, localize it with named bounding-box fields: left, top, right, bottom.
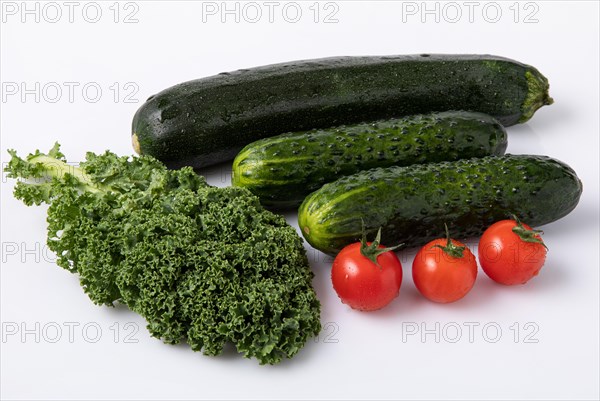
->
left=331, top=238, right=403, bottom=312
left=478, top=219, right=547, bottom=285
left=412, top=236, right=478, bottom=303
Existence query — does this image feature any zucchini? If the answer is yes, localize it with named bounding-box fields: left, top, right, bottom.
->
left=232, top=111, right=508, bottom=208
left=298, top=155, right=582, bottom=255
left=132, top=55, right=552, bottom=169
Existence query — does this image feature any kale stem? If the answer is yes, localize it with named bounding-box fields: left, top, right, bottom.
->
left=28, top=154, right=103, bottom=194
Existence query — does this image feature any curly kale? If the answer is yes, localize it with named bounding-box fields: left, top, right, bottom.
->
left=5, top=144, right=321, bottom=364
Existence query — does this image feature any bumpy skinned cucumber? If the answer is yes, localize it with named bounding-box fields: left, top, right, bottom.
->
left=232, top=111, right=507, bottom=208
left=132, top=55, right=552, bottom=168
left=298, top=155, right=582, bottom=255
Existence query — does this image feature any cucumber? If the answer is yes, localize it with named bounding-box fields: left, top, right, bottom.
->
left=298, top=155, right=582, bottom=255
left=131, top=55, right=552, bottom=169
left=232, top=111, right=508, bottom=208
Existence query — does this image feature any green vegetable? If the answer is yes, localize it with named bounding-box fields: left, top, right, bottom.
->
left=232, top=111, right=508, bottom=208
left=132, top=54, right=552, bottom=169
left=299, top=155, right=582, bottom=255
left=5, top=144, right=321, bottom=365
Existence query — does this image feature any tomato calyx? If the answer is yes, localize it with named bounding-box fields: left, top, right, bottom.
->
left=359, top=224, right=403, bottom=268
left=432, top=224, right=465, bottom=259
left=511, top=214, right=548, bottom=250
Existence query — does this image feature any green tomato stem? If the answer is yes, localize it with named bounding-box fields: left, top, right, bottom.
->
left=431, top=223, right=465, bottom=259
left=359, top=220, right=403, bottom=268
left=511, top=214, right=548, bottom=249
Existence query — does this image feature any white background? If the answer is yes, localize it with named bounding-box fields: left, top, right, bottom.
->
left=1, top=1, right=599, bottom=400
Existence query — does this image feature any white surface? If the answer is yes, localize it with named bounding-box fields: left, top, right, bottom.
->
left=1, top=1, right=599, bottom=400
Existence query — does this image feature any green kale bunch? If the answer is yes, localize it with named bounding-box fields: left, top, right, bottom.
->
left=5, top=144, right=321, bottom=364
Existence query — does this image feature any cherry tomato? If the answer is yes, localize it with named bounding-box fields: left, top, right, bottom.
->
left=331, top=229, right=402, bottom=311
left=412, top=229, right=478, bottom=303
left=478, top=218, right=547, bottom=285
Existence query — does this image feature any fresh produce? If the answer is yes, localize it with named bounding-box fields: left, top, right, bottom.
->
left=331, top=228, right=403, bottom=311
left=132, top=54, right=552, bottom=168
left=412, top=226, right=478, bottom=303
left=478, top=217, right=547, bottom=285
left=5, top=144, right=321, bottom=365
left=233, top=111, right=508, bottom=208
left=299, top=155, right=582, bottom=255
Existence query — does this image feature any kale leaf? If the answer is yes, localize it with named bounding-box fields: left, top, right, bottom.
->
left=5, top=144, right=321, bottom=364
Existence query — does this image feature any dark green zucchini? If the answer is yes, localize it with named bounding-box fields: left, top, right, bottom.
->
left=132, top=55, right=552, bottom=168
left=232, top=111, right=507, bottom=208
left=298, top=155, right=582, bottom=255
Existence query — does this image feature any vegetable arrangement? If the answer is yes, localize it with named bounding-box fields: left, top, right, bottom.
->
left=6, top=54, right=582, bottom=363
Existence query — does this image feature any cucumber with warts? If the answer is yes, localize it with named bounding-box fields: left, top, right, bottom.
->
left=298, top=155, right=582, bottom=255
left=232, top=111, right=508, bottom=208
left=132, top=55, right=552, bottom=169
